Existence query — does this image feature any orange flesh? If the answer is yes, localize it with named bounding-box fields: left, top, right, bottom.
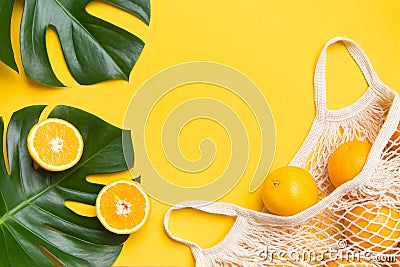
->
left=32, top=121, right=81, bottom=167
left=98, top=183, right=147, bottom=230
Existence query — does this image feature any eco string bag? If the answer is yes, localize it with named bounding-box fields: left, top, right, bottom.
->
left=164, top=37, right=400, bottom=267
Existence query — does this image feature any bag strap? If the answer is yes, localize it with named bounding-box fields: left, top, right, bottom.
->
left=314, top=36, right=382, bottom=118
left=163, top=200, right=240, bottom=261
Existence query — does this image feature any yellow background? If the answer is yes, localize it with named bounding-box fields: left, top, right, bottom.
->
left=1, top=1, right=400, bottom=266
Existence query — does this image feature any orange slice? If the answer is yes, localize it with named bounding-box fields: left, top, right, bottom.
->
left=96, top=180, right=150, bottom=234
left=27, top=118, right=84, bottom=171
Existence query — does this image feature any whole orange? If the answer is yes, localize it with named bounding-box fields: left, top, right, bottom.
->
left=389, top=123, right=400, bottom=151
left=261, top=166, right=318, bottom=216
left=343, top=203, right=400, bottom=252
left=262, top=255, right=300, bottom=267
left=264, top=261, right=299, bottom=267
left=261, top=251, right=311, bottom=267
left=328, top=140, right=371, bottom=188
left=303, top=212, right=343, bottom=242
left=393, top=255, right=400, bottom=267
left=326, top=259, right=375, bottom=266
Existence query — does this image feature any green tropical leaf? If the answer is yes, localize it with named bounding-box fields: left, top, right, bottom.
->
left=0, top=0, right=17, bottom=72
left=0, top=105, right=135, bottom=266
left=0, top=0, right=150, bottom=86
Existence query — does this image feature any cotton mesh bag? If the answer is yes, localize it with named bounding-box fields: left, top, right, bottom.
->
left=164, top=37, right=400, bottom=267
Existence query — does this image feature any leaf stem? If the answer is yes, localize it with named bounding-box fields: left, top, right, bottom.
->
left=0, top=134, right=121, bottom=226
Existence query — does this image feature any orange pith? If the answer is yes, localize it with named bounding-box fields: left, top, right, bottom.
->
left=96, top=180, right=150, bottom=234
left=27, top=118, right=84, bottom=171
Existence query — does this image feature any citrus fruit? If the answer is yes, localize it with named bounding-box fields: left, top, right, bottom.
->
left=389, top=123, right=400, bottom=151
left=261, top=166, right=319, bottom=216
left=265, top=261, right=299, bottom=267
left=303, top=212, right=343, bottom=242
left=392, top=255, right=400, bottom=267
left=96, top=180, right=150, bottom=234
left=27, top=118, right=84, bottom=171
left=326, top=258, right=374, bottom=266
left=328, top=140, right=371, bottom=188
left=262, top=254, right=299, bottom=267
left=343, top=203, right=400, bottom=252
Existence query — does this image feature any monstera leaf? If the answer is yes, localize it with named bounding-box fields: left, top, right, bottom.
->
left=0, top=0, right=150, bottom=86
left=0, top=105, right=135, bottom=266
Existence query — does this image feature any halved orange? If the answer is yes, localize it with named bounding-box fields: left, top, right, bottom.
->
left=96, top=180, right=150, bottom=234
left=27, top=118, right=84, bottom=171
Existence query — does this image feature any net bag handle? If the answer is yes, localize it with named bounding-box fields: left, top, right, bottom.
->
left=314, top=36, right=383, bottom=118
left=164, top=200, right=240, bottom=260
